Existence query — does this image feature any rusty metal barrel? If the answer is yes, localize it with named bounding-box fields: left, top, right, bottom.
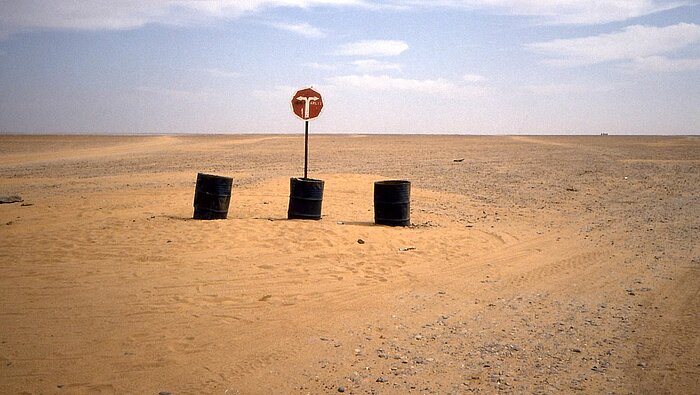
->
left=288, top=177, right=324, bottom=220
left=374, top=180, right=410, bottom=226
left=193, top=173, right=233, bottom=220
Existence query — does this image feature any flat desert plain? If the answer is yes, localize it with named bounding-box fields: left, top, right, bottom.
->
left=0, top=134, right=698, bottom=394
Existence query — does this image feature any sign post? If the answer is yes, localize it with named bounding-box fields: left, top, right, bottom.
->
left=288, top=87, right=325, bottom=220
left=304, top=120, right=309, bottom=178
left=291, top=87, right=323, bottom=179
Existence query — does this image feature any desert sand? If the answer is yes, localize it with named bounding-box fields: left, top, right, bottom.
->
left=0, top=134, right=698, bottom=394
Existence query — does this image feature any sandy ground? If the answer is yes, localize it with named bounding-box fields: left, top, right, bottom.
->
left=0, top=134, right=698, bottom=394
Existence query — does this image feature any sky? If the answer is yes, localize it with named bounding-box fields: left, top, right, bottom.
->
left=0, top=1, right=699, bottom=135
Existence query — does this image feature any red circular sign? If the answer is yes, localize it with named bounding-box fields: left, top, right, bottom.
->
left=291, top=87, right=323, bottom=121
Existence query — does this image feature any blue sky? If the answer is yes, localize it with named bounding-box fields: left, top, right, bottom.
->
left=1, top=1, right=699, bottom=135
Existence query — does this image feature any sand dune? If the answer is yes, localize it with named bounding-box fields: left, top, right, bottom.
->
left=0, top=134, right=698, bottom=394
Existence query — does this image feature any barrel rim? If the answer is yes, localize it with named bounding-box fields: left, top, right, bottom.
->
left=374, top=179, right=410, bottom=186
left=197, top=172, right=233, bottom=180
left=291, top=176, right=324, bottom=184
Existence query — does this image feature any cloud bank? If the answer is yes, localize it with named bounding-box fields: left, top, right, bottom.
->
left=1, top=0, right=690, bottom=39
left=527, top=23, right=700, bottom=67
left=267, top=21, right=326, bottom=38
left=387, top=0, right=690, bottom=25
left=0, top=0, right=365, bottom=39
left=327, top=74, right=455, bottom=93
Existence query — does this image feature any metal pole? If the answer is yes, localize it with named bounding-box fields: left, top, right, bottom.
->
left=304, top=120, right=309, bottom=179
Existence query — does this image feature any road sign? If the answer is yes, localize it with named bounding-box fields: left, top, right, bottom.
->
left=291, top=87, right=323, bottom=121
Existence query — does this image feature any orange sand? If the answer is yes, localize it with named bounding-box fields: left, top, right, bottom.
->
left=0, top=134, right=698, bottom=394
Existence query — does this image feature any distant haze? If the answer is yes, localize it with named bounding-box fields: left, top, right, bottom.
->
left=1, top=1, right=699, bottom=135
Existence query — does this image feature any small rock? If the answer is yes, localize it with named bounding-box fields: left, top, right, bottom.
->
left=0, top=195, right=22, bottom=204
left=159, top=392, right=172, bottom=395
left=571, top=348, right=582, bottom=353
left=357, top=239, right=365, bottom=244
left=376, top=377, right=388, bottom=383
left=399, top=246, right=416, bottom=251
left=637, top=362, right=647, bottom=368
left=338, top=386, right=346, bottom=392
left=453, top=158, right=465, bottom=162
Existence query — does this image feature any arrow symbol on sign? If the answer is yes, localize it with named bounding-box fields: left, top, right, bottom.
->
left=296, top=96, right=319, bottom=119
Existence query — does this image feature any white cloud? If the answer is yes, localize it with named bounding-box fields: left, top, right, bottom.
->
left=327, top=74, right=455, bottom=93
left=267, top=22, right=326, bottom=38
left=0, top=0, right=367, bottom=38
left=387, top=0, right=690, bottom=25
left=627, top=56, right=700, bottom=73
left=335, top=40, right=409, bottom=57
left=176, top=0, right=368, bottom=15
left=352, top=59, right=402, bottom=72
left=1, top=1, right=689, bottom=40
left=463, top=73, right=486, bottom=82
left=526, top=23, right=700, bottom=67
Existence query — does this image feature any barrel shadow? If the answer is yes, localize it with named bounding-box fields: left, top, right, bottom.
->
left=337, top=221, right=375, bottom=227
left=162, top=215, right=196, bottom=221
